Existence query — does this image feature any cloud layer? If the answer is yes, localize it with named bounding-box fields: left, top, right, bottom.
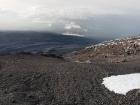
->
left=0, top=0, right=140, bottom=37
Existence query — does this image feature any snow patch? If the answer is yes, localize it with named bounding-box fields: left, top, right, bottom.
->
left=102, top=73, right=140, bottom=95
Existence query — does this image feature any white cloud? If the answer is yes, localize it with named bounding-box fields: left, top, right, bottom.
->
left=65, top=22, right=81, bottom=30
left=1, top=0, right=140, bottom=19
left=0, top=0, right=140, bottom=30
left=62, top=33, right=85, bottom=37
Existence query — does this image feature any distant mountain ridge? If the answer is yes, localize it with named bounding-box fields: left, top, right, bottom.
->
left=0, top=31, right=102, bottom=55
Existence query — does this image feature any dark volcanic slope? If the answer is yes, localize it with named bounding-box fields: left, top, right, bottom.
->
left=0, top=54, right=140, bottom=105
left=65, top=36, right=140, bottom=63
left=0, top=31, right=97, bottom=55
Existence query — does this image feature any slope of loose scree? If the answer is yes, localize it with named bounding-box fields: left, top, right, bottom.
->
left=0, top=54, right=139, bottom=105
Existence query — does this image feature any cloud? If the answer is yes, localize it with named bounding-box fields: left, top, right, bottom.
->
left=0, top=0, right=140, bottom=32
left=65, top=22, right=81, bottom=30
left=1, top=0, right=140, bottom=20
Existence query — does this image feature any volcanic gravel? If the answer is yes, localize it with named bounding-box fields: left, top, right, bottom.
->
left=0, top=54, right=139, bottom=105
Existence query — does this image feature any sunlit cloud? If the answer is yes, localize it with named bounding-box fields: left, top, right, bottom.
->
left=65, top=22, right=81, bottom=30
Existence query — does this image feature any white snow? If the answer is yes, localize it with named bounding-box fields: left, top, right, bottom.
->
left=102, top=73, right=140, bottom=95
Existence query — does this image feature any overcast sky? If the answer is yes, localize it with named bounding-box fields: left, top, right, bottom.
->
left=0, top=0, right=140, bottom=37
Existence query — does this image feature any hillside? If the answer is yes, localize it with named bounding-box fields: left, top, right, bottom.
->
left=65, top=36, right=140, bottom=63
left=0, top=54, right=139, bottom=105
left=0, top=31, right=98, bottom=55
left=0, top=36, right=140, bottom=105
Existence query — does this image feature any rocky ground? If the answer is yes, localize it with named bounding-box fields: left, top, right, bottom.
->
left=0, top=54, right=139, bottom=105
left=65, top=36, right=140, bottom=63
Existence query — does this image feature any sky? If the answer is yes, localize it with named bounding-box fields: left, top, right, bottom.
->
left=0, top=0, right=140, bottom=37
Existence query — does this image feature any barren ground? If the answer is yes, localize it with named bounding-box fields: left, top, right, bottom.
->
left=0, top=54, right=139, bottom=105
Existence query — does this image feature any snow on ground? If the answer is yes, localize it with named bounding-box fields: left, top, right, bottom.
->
left=102, top=73, right=140, bottom=95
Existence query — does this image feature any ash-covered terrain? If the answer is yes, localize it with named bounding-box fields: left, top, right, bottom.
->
left=0, top=36, right=140, bottom=105
left=0, top=54, right=140, bottom=105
